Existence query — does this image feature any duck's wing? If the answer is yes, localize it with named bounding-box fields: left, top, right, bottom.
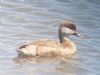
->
left=30, top=39, right=62, bottom=56
left=17, top=39, right=60, bottom=51
left=16, top=39, right=61, bottom=56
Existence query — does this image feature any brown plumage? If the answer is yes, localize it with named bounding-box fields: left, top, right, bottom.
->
left=16, top=20, right=84, bottom=57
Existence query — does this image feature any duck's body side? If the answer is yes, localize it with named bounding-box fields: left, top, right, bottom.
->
left=16, top=37, right=76, bottom=57
left=16, top=21, right=84, bottom=57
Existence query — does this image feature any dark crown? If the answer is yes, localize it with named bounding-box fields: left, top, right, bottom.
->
left=60, top=20, right=76, bottom=30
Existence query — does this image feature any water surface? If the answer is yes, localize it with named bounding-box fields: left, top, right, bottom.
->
left=0, top=0, right=100, bottom=75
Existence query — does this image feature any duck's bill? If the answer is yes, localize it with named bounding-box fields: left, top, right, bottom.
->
left=74, top=31, right=89, bottom=39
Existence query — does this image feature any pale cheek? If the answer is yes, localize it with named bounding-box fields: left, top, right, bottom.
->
left=61, top=27, right=74, bottom=35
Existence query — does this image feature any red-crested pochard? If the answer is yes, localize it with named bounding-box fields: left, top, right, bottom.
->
left=16, top=20, right=84, bottom=57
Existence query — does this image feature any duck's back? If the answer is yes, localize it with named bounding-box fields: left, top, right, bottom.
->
left=32, top=39, right=60, bottom=48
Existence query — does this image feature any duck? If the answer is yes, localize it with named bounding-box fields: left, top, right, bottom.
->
left=16, top=20, right=84, bottom=57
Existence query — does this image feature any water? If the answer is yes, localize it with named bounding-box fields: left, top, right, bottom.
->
left=0, top=0, right=100, bottom=75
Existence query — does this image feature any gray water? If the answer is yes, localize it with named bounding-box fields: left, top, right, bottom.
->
left=0, top=0, right=100, bottom=75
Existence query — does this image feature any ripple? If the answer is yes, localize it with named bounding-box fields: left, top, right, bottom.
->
left=0, top=0, right=100, bottom=75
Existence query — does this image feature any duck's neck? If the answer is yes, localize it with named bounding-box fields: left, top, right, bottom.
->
left=59, top=30, right=76, bottom=51
left=61, top=37, right=75, bottom=48
left=59, top=28, right=63, bottom=43
left=60, top=36, right=76, bottom=55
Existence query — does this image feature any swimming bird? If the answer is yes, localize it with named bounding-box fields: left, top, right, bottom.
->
left=16, top=21, right=84, bottom=57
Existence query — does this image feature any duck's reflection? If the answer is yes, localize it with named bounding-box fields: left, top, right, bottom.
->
left=13, top=54, right=75, bottom=64
left=13, top=55, right=87, bottom=75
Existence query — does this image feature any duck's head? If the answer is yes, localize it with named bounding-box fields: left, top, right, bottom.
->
left=59, top=20, right=85, bottom=43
